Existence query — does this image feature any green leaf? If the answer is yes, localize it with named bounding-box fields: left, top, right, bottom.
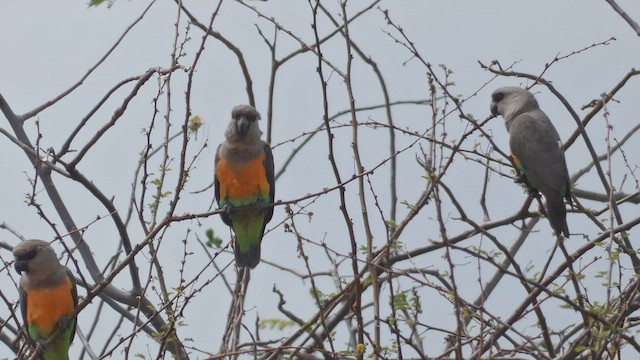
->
left=574, top=345, right=588, bottom=354
left=393, top=292, right=409, bottom=311
left=205, top=229, right=222, bottom=248
left=258, top=318, right=295, bottom=331
left=88, top=0, right=114, bottom=7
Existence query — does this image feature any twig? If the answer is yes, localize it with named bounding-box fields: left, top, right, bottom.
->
left=604, top=0, right=640, bottom=36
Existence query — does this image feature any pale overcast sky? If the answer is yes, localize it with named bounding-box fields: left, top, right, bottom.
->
left=1, top=1, right=639, bottom=358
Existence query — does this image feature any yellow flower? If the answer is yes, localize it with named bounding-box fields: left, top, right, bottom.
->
left=189, top=116, right=203, bottom=133
left=189, top=116, right=204, bottom=140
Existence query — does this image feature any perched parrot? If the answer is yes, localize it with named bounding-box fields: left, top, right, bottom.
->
left=490, top=87, right=571, bottom=237
left=13, top=239, right=78, bottom=360
left=215, top=105, right=275, bottom=268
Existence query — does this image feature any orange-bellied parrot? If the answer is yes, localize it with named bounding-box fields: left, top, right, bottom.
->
left=13, top=239, right=78, bottom=360
left=215, top=105, right=275, bottom=268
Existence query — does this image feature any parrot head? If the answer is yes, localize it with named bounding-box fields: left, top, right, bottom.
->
left=13, top=251, right=34, bottom=274
left=490, top=86, right=540, bottom=125
left=13, top=240, right=61, bottom=276
left=230, top=104, right=262, bottom=138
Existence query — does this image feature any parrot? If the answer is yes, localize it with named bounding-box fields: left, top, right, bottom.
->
left=13, top=239, right=78, bottom=360
left=214, top=104, right=275, bottom=268
left=490, top=86, right=571, bottom=237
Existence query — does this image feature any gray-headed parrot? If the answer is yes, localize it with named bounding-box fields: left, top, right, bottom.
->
left=491, top=86, right=571, bottom=237
left=13, top=239, right=78, bottom=360
left=215, top=105, right=275, bottom=268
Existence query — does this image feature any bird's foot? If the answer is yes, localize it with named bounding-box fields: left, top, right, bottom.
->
left=537, top=203, right=548, bottom=217
left=58, top=315, right=73, bottom=331
left=513, top=172, right=527, bottom=185
left=527, top=187, right=540, bottom=196
left=514, top=174, right=538, bottom=193
left=36, top=339, right=48, bottom=353
left=255, top=199, right=267, bottom=214
left=223, top=204, right=234, bottom=216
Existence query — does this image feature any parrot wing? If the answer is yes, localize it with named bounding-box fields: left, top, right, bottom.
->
left=508, top=111, right=570, bottom=197
left=262, top=141, right=275, bottom=224
left=67, top=268, right=78, bottom=344
left=214, top=144, right=232, bottom=227
left=18, top=281, right=27, bottom=336
left=509, top=110, right=570, bottom=237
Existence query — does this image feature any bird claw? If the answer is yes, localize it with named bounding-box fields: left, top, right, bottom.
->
left=515, top=176, right=538, bottom=196
left=58, top=315, right=72, bottom=331
left=514, top=173, right=538, bottom=194
left=36, top=338, right=48, bottom=352
left=255, top=199, right=267, bottom=214
left=223, top=204, right=234, bottom=216
left=526, top=186, right=539, bottom=196
left=513, top=172, right=527, bottom=184
left=537, top=203, right=547, bottom=217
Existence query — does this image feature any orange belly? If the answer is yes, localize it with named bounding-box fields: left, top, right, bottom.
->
left=217, top=152, right=270, bottom=202
left=27, top=277, right=75, bottom=337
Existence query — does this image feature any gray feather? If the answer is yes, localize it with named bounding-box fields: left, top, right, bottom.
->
left=491, top=87, right=571, bottom=237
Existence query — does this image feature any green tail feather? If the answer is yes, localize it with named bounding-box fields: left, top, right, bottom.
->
left=230, top=208, right=266, bottom=268
left=234, top=241, right=261, bottom=269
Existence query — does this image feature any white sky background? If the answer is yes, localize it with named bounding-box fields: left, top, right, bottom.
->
left=1, top=0, right=639, bottom=358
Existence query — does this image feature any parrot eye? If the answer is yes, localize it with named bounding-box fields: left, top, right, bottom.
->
left=235, top=114, right=256, bottom=122
left=15, top=249, right=37, bottom=261
left=492, top=92, right=504, bottom=102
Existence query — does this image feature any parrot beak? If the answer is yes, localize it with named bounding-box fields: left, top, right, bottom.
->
left=236, top=116, right=251, bottom=136
left=14, top=259, right=28, bottom=274
left=490, top=90, right=504, bottom=117
left=490, top=102, right=499, bottom=117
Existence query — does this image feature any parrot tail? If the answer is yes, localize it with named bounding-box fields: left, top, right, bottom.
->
left=546, top=195, right=569, bottom=238
left=234, top=241, right=261, bottom=268
left=230, top=207, right=266, bottom=268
